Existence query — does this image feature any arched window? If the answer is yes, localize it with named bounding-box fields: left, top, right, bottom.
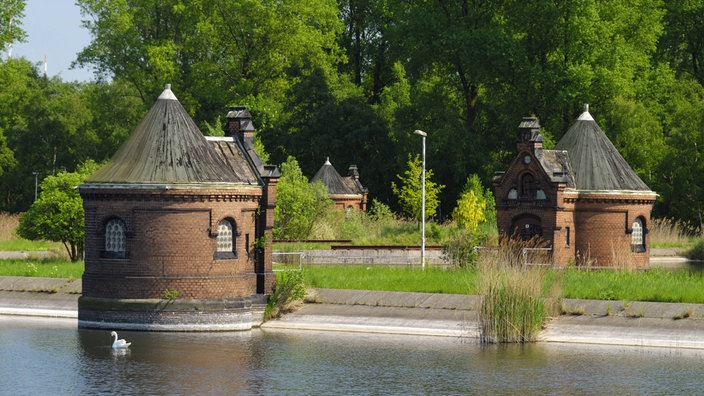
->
left=520, top=173, right=535, bottom=198
left=104, top=218, right=126, bottom=258
left=631, top=218, right=645, bottom=253
left=215, top=219, right=236, bottom=259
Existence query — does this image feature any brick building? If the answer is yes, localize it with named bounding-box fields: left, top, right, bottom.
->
left=78, top=85, right=279, bottom=331
left=492, top=105, right=657, bottom=267
left=311, top=158, right=368, bottom=213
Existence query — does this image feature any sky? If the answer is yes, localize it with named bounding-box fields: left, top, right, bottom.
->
left=9, top=0, right=93, bottom=82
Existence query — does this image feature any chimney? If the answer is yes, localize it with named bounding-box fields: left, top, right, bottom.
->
left=225, top=106, right=255, bottom=142
left=516, top=116, right=542, bottom=154
left=348, top=165, right=359, bottom=180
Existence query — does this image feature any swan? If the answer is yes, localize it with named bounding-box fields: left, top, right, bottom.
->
left=110, top=331, right=131, bottom=349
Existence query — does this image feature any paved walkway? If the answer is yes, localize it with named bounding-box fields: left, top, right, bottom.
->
left=3, top=276, right=704, bottom=349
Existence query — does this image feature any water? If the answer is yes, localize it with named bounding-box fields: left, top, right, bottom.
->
left=1, top=315, right=702, bottom=395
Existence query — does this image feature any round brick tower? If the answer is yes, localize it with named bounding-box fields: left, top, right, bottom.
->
left=78, top=85, right=279, bottom=331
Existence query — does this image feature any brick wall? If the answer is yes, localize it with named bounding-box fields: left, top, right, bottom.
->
left=81, top=186, right=272, bottom=299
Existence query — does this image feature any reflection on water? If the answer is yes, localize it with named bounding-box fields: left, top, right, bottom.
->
left=1, top=315, right=702, bottom=395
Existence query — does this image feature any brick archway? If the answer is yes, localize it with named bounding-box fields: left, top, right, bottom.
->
left=510, top=214, right=543, bottom=240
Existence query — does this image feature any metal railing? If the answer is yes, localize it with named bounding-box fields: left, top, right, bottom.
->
left=272, top=251, right=304, bottom=272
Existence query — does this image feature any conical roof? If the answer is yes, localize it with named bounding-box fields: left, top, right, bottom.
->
left=86, top=85, right=241, bottom=185
left=311, top=158, right=357, bottom=195
left=555, top=108, right=651, bottom=191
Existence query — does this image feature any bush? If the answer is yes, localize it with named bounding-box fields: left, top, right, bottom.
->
left=686, top=238, right=704, bottom=260
left=264, top=270, right=307, bottom=320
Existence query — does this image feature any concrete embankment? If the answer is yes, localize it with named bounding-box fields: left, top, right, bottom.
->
left=3, top=276, right=704, bottom=349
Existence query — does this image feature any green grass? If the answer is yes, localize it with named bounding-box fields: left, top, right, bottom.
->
left=301, top=265, right=704, bottom=304
left=561, top=268, right=704, bottom=303
left=303, top=265, right=476, bottom=294
left=0, top=240, right=64, bottom=252
left=0, top=259, right=83, bottom=279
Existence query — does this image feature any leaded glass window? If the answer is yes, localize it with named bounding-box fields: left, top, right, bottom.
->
left=217, top=220, right=235, bottom=253
left=105, top=219, right=126, bottom=252
left=631, top=218, right=645, bottom=252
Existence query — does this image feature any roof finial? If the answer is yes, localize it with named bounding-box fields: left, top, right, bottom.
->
left=325, top=157, right=331, bottom=165
left=158, top=83, right=178, bottom=101
left=577, top=103, right=594, bottom=121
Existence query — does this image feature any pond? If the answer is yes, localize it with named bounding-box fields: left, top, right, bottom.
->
left=1, top=315, right=701, bottom=395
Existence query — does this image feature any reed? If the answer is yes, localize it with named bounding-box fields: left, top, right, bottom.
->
left=649, top=217, right=699, bottom=248
left=476, top=238, right=560, bottom=343
left=0, top=212, right=20, bottom=241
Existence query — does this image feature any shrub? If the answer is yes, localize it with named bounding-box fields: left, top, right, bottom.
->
left=264, top=270, right=307, bottom=320
left=686, top=238, right=704, bottom=260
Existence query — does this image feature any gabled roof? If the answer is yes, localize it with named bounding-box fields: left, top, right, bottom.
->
left=554, top=109, right=651, bottom=192
left=86, top=85, right=243, bottom=185
left=311, top=158, right=360, bottom=195
left=536, top=149, right=575, bottom=187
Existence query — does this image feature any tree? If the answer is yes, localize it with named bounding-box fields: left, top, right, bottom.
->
left=273, top=156, right=333, bottom=240
left=0, top=0, right=26, bottom=56
left=452, top=174, right=496, bottom=233
left=74, top=0, right=345, bottom=127
left=391, top=154, right=444, bottom=221
left=657, top=0, right=704, bottom=86
left=17, top=161, right=98, bottom=261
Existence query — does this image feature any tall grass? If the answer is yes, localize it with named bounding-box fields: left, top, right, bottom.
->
left=650, top=217, right=700, bottom=248
left=476, top=239, right=561, bottom=343
left=0, top=212, right=19, bottom=241
left=0, top=212, right=65, bottom=254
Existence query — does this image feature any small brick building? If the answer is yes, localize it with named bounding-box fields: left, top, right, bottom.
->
left=492, top=106, right=657, bottom=267
left=311, top=158, right=368, bottom=213
left=78, top=85, right=279, bottom=331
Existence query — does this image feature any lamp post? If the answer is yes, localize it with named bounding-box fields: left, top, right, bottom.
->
left=32, top=171, right=38, bottom=201
left=414, top=130, right=427, bottom=270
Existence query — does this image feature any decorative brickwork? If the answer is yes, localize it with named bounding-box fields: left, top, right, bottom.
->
left=493, top=110, right=656, bottom=268
left=78, top=86, right=279, bottom=331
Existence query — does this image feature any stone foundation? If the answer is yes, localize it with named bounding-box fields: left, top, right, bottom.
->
left=78, top=296, right=262, bottom=331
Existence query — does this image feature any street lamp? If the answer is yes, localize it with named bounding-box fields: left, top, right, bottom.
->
left=32, top=171, right=39, bottom=201
left=414, top=129, right=427, bottom=270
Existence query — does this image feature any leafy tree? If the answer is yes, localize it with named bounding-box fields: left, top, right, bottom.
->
left=453, top=174, right=496, bottom=233
left=261, top=66, right=395, bottom=205
left=657, top=0, right=704, bottom=86
left=273, top=156, right=333, bottom=240
left=17, top=161, right=99, bottom=261
left=0, top=0, right=26, bottom=55
left=391, top=154, right=444, bottom=221
left=75, top=0, right=345, bottom=127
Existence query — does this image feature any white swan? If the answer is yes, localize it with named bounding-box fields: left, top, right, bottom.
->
left=110, top=331, right=131, bottom=349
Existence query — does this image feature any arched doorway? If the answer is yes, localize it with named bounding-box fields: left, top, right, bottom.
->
left=510, top=214, right=543, bottom=240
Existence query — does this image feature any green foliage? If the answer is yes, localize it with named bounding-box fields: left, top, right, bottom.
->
left=162, top=288, right=181, bottom=300
left=264, top=270, right=307, bottom=320
left=0, top=0, right=27, bottom=48
left=442, top=226, right=479, bottom=268
left=391, top=154, right=444, bottom=221
left=274, top=156, right=334, bottom=240
left=367, top=199, right=395, bottom=223
left=75, top=0, right=345, bottom=126
left=452, top=174, right=496, bottom=233
left=686, top=239, right=704, bottom=261
left=16, top=163, right=96, bottom=261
